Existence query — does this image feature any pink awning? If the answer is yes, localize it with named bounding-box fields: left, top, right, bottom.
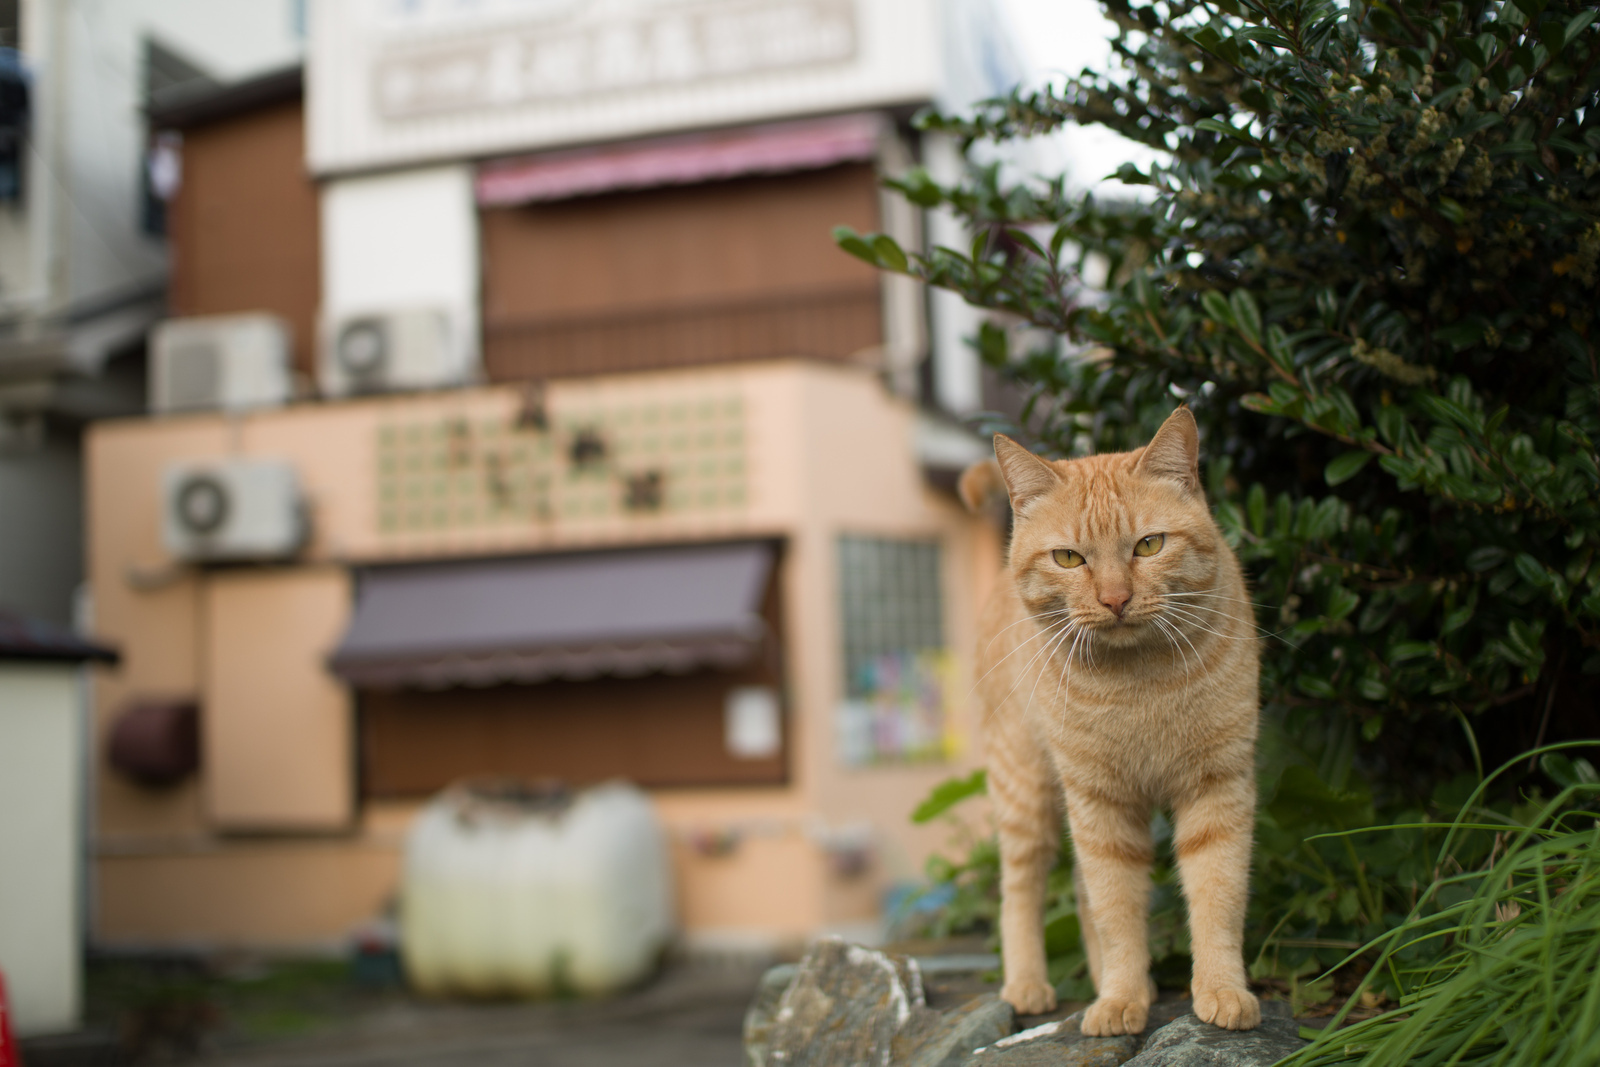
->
left=476, top=113, right=884, bottom=206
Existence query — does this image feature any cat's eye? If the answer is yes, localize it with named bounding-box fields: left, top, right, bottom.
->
left=1052, top=548, right=1085, bottom=568
left=1134, top=534, right=1166, bottom=557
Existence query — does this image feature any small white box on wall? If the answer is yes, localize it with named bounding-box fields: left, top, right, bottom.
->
left=725, top=686, right=782, bottom=760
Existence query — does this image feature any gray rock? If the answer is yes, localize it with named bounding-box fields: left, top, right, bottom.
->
left=1122, top=1001, right=1305, bottom=1067
left=743, top=942, right=1305, bottom=1067
left=759, top=939, right=931, bottom=1067
left=903, top=994, right=1016, bottom=1067
left=744, top=963, right=801, bottom=1067
left=962, top=1000, right=1191, bottom=1067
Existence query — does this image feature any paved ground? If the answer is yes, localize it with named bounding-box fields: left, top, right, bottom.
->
left=196, top=962, right=766, bottom=1067
left=25, top=958, right=769, bottom=1067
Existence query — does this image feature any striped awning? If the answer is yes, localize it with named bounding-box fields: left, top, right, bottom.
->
left=476, top=113, right=882, bottom=206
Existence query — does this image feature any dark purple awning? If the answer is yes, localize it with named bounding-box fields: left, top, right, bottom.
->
left=330, top=541, right=774, bottom=689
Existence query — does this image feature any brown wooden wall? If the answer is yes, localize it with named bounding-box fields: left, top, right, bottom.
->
left=359, top=666, right=786, bottom=795
left=480, top=164, right=883, bottom=381
left=358, top=558, right=788, bottom=795
left=168, top=101, right=321, bottom=377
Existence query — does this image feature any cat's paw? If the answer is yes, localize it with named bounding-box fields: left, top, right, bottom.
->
left=1000, top=977, right=1057, bottom=1016
left=1192, top=984, right=1260, bottom=1030
left=1080, top=996, right=1148, bottom=1036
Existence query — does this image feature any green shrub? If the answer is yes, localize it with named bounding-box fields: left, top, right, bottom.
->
left=850, top=0, right=1600, bottom=1017
left=840, top=0, right=1600, bottom=795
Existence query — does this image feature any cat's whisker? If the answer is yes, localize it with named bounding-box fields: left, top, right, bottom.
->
left=1160, top=602, right=1294, bottom=645
left=1162, top=591, right=1275, bottom=609
left=1150, top=615, right=1194, bottom=675
left=1049, top=624, right=1082, bottom=710
left=1170, top=616, right=1207, bottom=670
left=1022, top=620, right=1079, bottom=718
left=981, top=607, right=1076, bottom=658
left=968, top=614, right=1076, bottom=700
left=1159, top=610, right=1288, bottom=653
left=1161, top=598, right=1285, bottom=639
left=1157, top=603, right=1252, bottom=639
left=1157, top=600, right=1246, bottom=629
left=990, top=617, right=1077, bottom=713
left=1150, top=616, right=1178, bottom=671
left=1061, top=625, right=1089, bottom=703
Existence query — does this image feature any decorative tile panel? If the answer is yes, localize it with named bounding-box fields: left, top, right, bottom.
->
left=375, top=392, right=747, bottom=536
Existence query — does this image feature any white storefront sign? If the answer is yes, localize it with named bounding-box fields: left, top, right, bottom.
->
left=374, top=1, right=858, bottom=118
left=308, top=0, right=942, bottom=174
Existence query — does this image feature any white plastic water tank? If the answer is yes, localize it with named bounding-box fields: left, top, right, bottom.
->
left=400, top=780, right=675, bottom=997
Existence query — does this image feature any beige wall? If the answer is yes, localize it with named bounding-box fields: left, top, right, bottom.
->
left=87, top=361, right=999, bottom=949
left=97, top=844, right=399, bottom=950
left=204, top=568, right=353, bottom=831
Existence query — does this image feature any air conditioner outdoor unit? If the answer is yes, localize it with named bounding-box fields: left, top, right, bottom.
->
left=162, top=459, right=307, bottom=563
left=150, top=313, right=292, bottom=415
left=319, top=308, right=471, bottom=398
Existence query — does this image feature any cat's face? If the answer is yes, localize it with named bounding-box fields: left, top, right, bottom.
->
left=995, top=408, right=1227, bottom=654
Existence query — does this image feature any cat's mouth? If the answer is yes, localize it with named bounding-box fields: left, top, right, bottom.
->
left=1090, top=611, right=1151, bottom=636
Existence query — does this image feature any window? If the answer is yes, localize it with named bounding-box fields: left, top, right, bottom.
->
left=1, top=2, right=26, bottom=205
left=836, top=535, right=950, bottom=765
left=142, top=39, right=214, bottom=235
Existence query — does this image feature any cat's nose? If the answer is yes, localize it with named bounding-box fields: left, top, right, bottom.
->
left=1100, top=589, right=1130, bottom=617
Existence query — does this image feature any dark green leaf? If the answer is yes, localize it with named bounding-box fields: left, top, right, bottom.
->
left=1540, top=753, right=1599, bottom=788
left=1325, top=451, right=1374, bottom=486
left=1268, top=765, right=1374, bottom=830
left=871, top=234, right=908, bottom=273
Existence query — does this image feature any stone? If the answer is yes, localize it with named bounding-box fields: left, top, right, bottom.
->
left=744, top=963, right=801, bottom=1067
left=758, top=939, right=931, bottom=1066
left=742, top=942, right=1308, bottom=1067
left=1122, top=1000, right=1307, bottom=1067
left=962, top=1000, right=1191, bottom=1067
left=902, top=994, right=1016, bottom=1067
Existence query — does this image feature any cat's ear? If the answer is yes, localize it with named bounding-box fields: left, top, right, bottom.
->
left=1136, top=406, right=1201, bottom=494
left=993, top=435, right=1062, bottom=514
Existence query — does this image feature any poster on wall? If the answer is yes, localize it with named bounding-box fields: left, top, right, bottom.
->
left=836, top=649, right=956, bottom=765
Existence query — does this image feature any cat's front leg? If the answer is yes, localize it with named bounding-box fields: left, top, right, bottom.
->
left=1065, top=793, right=1154, bottom=1036
left=1173, top=778, right=1261, bottom=1031
left=990, top=730, right=1060, bottom=1015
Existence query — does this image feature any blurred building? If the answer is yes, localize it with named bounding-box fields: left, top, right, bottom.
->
left=86, top=0, right=1020, bottom=953
left=0, top=0, right=302, bottom=628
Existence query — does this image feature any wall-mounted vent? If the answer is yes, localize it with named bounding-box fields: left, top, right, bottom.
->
left=150, top=314, right=292, bottom=415
left=162, top=458, right=307, bottom=563
left=320, top=308, right=469, bottom=398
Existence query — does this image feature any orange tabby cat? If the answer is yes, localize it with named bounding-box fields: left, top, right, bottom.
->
left=961, top=406, right=1260, bottom=1036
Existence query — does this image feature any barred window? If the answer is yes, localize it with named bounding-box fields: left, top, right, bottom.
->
left=836, top=536, right=949, bottom=764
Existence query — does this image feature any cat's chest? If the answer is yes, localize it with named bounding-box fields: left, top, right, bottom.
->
left=1042, top=674, right=1224, bottom=783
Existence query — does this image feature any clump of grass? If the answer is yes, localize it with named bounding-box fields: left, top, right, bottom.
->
left=1284, top=745, right=1600, bottom=1067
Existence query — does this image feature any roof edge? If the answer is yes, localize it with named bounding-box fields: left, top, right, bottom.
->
left=148, top=64, right=303, bottom=131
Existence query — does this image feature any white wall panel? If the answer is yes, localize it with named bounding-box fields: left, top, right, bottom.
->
left=320, top=164, right=480, bottom=376
left=0, top=665, right=82, bottom=1036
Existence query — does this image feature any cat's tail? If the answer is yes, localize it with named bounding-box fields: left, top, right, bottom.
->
left=958, top=459, right=1005, bottom=514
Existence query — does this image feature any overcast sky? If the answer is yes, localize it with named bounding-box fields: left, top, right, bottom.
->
left=990, top=0, right=1162, bottom=192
